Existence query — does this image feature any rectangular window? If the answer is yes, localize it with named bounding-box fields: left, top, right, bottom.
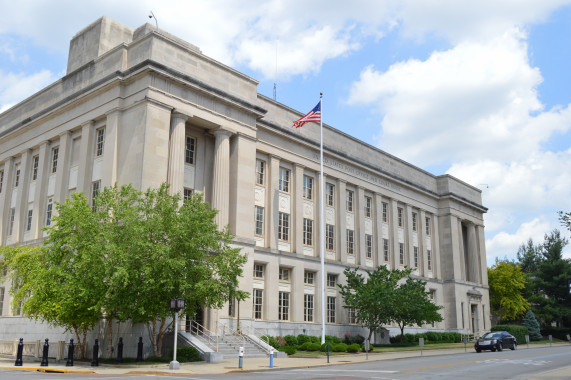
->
left=0, top=170, right=3, bottom=193
left=412, top=212, right=417, bottom=231
left=303, top=218, right=313, bottom=246
left=26, top=209, right=33, bottom=231
left=279, top=167, right=290, bottom=192
left=327, top=296, right=336, bottom=323
left=253, top=289, right=263, bottom=319
left=426, top=217, right=431, bottom=235
left=46, top=198, right=53, bottom=226
left=326, top=224, right=334, bottom=250
left=326, top=184, right=334, bottom=206
left=382, top=202, right=388, bottom=222
left=14, top=165, right=20, bottom=187
left=397, top=207, right=403, bottom=227
left=327, top=274, right=337, bottom=288
left=278, top=212, right=290, bottom=241
left=304, top=271, right=314, bottom=285
left=304, top=294, right=314, bottom=322
left=256, top=159, right=265, bottom=185
left=8, top=208, right=15, bottom=235
left=185, top=136, right=196, bottom=164
left=51, top=147, right=59, bottom=174
left=366, top=234, right=373, bottom=258
left=255, top=206, right=264, bottom=236
left=253, top=264, right=264, bottom=279
left=383, top=239, right=389, bottom=261
left=399, top=243, right=405, bottom=265
left=348, top=308, right=357, bottom=324
left=413, top=246, right=419, bottom=267
left=279, top=267, right=291, bottom=282
left=365, top=196, right=372, bottom=217
left=303, top=175, right=313, bottom=199
left=91, top=180, right=101, bottom=211
left=95, top=127, right=105, bottom=157
left=427, top=249, right=432, bottom=271
left=278, top=292, right=289, bottom=320
left=346, top=229, right=354, bottom=255
left=183, top=188, right=193, bottom=202
left=0, top=287, right=4, bottom=317
left=31, top=155, right=39, bottom=180
left=346, top=190, right=354, bottom=212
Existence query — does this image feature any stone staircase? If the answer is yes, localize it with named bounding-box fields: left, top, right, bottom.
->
left=192, top=332, right=268, bottom=359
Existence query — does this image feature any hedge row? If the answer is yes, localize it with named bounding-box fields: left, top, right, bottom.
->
left=540, top=327, right=571, bottom=341
left=389, top=332, right=463, bottom=344
left=491, top=325, right=529, bottom=344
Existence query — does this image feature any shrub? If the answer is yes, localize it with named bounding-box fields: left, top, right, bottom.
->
left=300, top=342, right=312, bottom=351
left=275, top=336, right=287, bottom=346
left=343, top=334, right=355, bottom=345
left=404, top=333, right=416, bottom=343
left=283, top=335, right=298, bottom=346
left=297, top=334, right=311, bottom=345
left=307, top=343, right=321, bottom=351
left=347, top=343, right=360, bottom=353
left=321, top=343, right=334, bottom=352
left=540, top=327, right=571, bottom=341
left=354, top=334, right=365, bottom=345
left=361, top=343, right=373, bottom=352
left=426, top=332, right=440, bottom=341
left=333, top=343, right=348, bottom=352
left=261, top=335, right=281, bottom=349
left=309, top=336, right=320, bottom=343
left=522, top=310, right=542, bottom=341
left=325, top=335, right=342, bottom=344
left=174, top=346, right=203, bottom=362
left=278, top=346, right=297, bottom=355
left=492, top=325, right=529, bottom=344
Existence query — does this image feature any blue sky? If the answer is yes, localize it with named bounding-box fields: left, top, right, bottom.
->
left=1, top=0, right=570, bottom=264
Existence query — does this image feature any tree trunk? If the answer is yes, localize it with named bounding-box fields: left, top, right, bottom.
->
left=368, top=327, right=375, bottom=342
left=150, top=319, right=158, bottom=357
left=106, top=317, right=113, bottom=357
left=82, top=329, right=88, bottom=359
left=156, top=318, right=168, bottom=357
left=399, top=324, right=405, bottom=342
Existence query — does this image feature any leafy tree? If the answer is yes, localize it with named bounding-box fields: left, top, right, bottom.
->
left=4, top=183, right=248, bottom=357
left=392, top=276, right=443, bottom=342
left=338, top=266, right=443, bottom=342
left=487, top=259, right=529, bottom=322
left=559, top=211, right=571, bottom=234
left=522, top=310, right=542, bottom=341
left=338, top=266, right=405, bottom=342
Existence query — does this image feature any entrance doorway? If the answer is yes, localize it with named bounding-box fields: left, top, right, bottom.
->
left=186, top=308, right=204, bottom=334
left=471, top=304, right=478, bottom=334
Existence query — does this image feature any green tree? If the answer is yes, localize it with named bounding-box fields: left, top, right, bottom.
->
left=522, top=310, right=542, bottom=341
left=487, top=259, right=529, bottom=322
left=338, top=266, right=406, bottom=341
left=4, top=183, right=248, bottom=357
left=392, top=276, right=443, bottom=342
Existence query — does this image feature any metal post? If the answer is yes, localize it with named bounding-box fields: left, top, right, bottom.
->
left=169, top=310, right=180, bottom=370
left=117, top=337, right=123, bottom=363
left=66, top=339, right=74, bottom=366
left=270, top=348, right=274, bottom=368
left=525, top=335, right=530, bottom=349
left=365, top=339, right=370, bottom=360
left=463, top=335, right=467, bottom=353
left=15, top=338, right=23, bottom=366
left=239, top=346, right=244, bottom=369
left=549, top=335, right=552, bottom=347
left=419, top=338, right=424, bottom=357
left=41, top=339, right=49, bottom=367
left=136, top=337, right=143, bottom=362
left=91, top=339, right=99, bottom=367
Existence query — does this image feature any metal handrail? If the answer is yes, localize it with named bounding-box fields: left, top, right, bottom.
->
left=189, top=320, right=219, bottom=352
left=219, top=323, right=269, bottom=354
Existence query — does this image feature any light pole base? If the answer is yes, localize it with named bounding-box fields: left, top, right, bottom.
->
left=169, top=360, right=180, bottom=370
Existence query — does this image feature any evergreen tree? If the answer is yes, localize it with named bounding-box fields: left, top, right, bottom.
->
left=522, top=310, right=542, bottom=341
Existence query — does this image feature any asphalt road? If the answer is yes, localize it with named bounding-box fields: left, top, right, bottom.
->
left=1, top=345, right=569, bottom=379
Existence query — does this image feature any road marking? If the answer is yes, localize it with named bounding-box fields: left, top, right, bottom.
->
left=292, top=369, right=398, bottom=373
left=476, top=358, right=552, bottom=366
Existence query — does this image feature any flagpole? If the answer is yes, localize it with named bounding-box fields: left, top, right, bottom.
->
left=318, top=93, right=326, bottom=345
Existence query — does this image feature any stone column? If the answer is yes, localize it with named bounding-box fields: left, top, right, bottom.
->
left=77, top=121, right=95, bottom=195
left=356, top=186, right=366, bottom=266
left=268, top=155, right=280, bottom=249
left=458, top=219, right=466, bottom=281
left=0, top=157, right=14, bottom=244
left=467, top=222, right=480, bottom=283
left=374, top=193, right=384, bottom=265
left=166, top=112, right=189, bottom=196
left=477, top=225, right=488, bottom=286
left=293, top=164, right=305, bottom=255
left=54, top=132, right=71, bottom=204
left=337, top=180, right=347, bottom=264
left=212, top=127, right=233, bottom=229
left=31, top=141, right=50, bottom=239
left=101, top=110, right=121, bottom=188
left=16, top=150, right=32, bottom=242
left=229, top=133, right=257, bottom=239
left=390, top=199, right=400, bottom=269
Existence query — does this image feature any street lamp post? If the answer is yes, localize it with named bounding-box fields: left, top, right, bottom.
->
left=169, top=297, right=186, bottom=370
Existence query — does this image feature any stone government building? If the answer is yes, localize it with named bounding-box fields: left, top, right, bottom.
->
left=0, top=17, right=490, bottom=344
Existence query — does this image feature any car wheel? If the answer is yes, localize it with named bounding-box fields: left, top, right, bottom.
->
left=511, top=342, right=516, bottom=350
left=491, top=348, right=496, bottom=352
left=497, top=342, right=503, bottom=352
left=476, top=349, right=481, bottom=353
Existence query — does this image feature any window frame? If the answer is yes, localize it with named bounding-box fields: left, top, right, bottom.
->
left=303, top=218, right=313, bottom=246
left=346, top=229, right=354, bottom=255
left=46, top=198, right=53, bottom=226
left=279, top=267, right=291, bottom=282
left=327, top=296, right=336, bottom=323
left=425, top=216, right=431, bottom=235
left=327, top=274, right=337, bottom=288
left=95, top=127, right=105, bottom=157
left=413, top=246, right=419, bottom=267
left=383, top=238, right=389, bottom=262
left=382, top=202, right=388, bottom=223
left=26, top=209, right=33, bottom=232
left=346, top=190, right=354, bottom=212
left=278, top=167, right=290, bottom=192
left=365, top=234, right=373, bottom=258
left=185, top=136, right=196, bottom=165
left=253, top=264, right=265, bottom=279
left=31, top=155, right=39, bottom=181
left=325, top=183, right=334, bottom=206
left=278, top=291, right=290, bottom=321
left=325, top=224, right=334, bottom=251
left=397, top=207, right=403, bottom=227
left=365, top=196, right=372, bottom=217
left=8, top=208, right=15, bottom=235
left=278, top=212, right=290, bottom=241
left=427, top=249, right=432, bottom=271
left=399, top=243, right=405, bottom=265
left=412, top=212, right=417, bottom=231
left=256, top=159, right=265, bottom=186
left=51, top=147, right=59, bottom=174
left=253, top=289, right=263, bottom=319
left=304, top=271, right=315, bottom=285
left=255, top=206, right=264, bottom=236
left=303, top=175, right=313, bottom=200
left=304, top=294, right=314, bottom=322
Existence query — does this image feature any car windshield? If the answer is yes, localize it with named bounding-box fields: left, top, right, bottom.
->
left=482, top=332, right=501, bottom=339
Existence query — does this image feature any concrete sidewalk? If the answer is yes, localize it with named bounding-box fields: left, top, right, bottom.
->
left=1, top=342, right=569, bottom=376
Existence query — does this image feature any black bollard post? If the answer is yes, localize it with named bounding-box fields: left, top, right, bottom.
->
left=116, top=337, right=123, bottom=363
left=136, top=337, right=143, bottom=362
left=40, top=339, right=49, bottom=367
left=14, top=338, right=23, bottom=366
left=91, top=339, right=99, bottom=367
left=66, top=339, right=74, bottom=367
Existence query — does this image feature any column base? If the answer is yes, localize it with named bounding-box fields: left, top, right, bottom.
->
left=169, top=360, right=180, bottom=370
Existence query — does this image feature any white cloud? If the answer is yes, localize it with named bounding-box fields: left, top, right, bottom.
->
left=0, top=70, right=58, bottom=113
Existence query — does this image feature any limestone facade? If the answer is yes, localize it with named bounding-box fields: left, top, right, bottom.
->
left=0, top=17, right=490, bottom=340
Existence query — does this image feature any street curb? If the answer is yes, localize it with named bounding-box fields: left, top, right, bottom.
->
left=0, top=366, right=96, bottom=374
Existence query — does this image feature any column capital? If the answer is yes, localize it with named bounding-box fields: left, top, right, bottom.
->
left=105, top=108, right=122, bottom=117
left=172, top=111, right=191, bottom=122
left=81, top=120, right=95, bottom=128
left=212, top=126, right=235, bottom=137
left=59, top=130, right=71, bottom=138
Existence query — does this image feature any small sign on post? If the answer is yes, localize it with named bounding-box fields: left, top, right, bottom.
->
left=549, top=335, right=552, bottom=347
left=525, top=335, right=530, bottom=349
left=419, top=338, right=424, bottom=356
left=365, top=340, right=370, bottom=360
left=566, top=334, right=570, bottom=344
left=463, top=335, right=467, bottom=353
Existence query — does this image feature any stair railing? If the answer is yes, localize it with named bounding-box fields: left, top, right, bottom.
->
left=190, top=320, right=219, bottom=352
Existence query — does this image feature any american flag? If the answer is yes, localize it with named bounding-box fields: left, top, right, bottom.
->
left=292, top=101, right=321, bottom=128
